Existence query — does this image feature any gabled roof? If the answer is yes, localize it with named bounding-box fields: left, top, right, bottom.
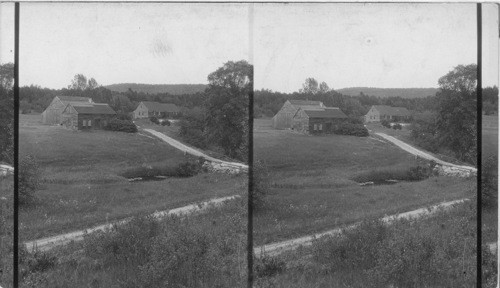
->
left=58, top=96, right=93, bottom=104
left=72, top=103, right=116, bottom=115
left=303, top=107, right=348, bottom=118
left=372, top=105, right=410, bottom=116
left=141, top=101, right=180, bottom=113
left=289, top=100, right=324, bottom=106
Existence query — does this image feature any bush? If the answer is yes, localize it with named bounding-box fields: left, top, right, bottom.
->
left=104, top=118, right=137, bottom=133
left=116, top=112, right=132, bottom=121
left=392, top=123, right=402, bottom=130
left=150, top=116, right=159, bottom=125
left=482, top=156, right=498, bottom=208
left=19, top=155, right=41, bottom=205
left=352, top=164, right=432, bottom=183
left=253, top=160, right=270, bottom=209
left=161, top=119, right=171, bottom=126
left=175, top=161, right=202, bottom=177
left=255, top=256, right=286, bottom=278
left=381, top=119, right=391, bottom=128
left=332, top=122, right=369, bottom=137
left=121, top=161, right=203, bottom=179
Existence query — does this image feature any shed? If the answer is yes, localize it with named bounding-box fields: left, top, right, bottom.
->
left=272, top=100, right=325, bottom=129
left=292, top=107, right=348, bottom=134
left=41, top=96, right=94, bottom=125
left=61, top=103, right=116, bottom=130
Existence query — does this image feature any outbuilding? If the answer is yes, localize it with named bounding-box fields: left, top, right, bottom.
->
left=61, top=103, right=116, bottom=130
left=292, top=107, right=348, bottom=134
left=41, top=96, right=94, bottom=125
left=272, top=100, right=325, bottom=129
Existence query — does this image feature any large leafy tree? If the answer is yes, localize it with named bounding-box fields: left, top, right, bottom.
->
left=0, top=63, right=14, bottom=163
left=435, top=64, right=477, bottom=164
left=205, top=60, right=252, bottom=161
left=299, top=77, right=319, bottom=94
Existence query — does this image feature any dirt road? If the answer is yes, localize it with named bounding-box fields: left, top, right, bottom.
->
left=375, top=133, right=477, bottom=174
left=254, top=199, right=468, bottom=257
left=24, top=195, right=239, bottom=252
left=143, top=129, right=248, bottom=173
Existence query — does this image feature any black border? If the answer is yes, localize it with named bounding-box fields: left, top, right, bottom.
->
left=476, top=3, right=482, bottom=287
left=13, top=2, right=20, bottom=288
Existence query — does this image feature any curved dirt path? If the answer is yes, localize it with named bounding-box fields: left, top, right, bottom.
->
left=375, top=133, right=477, bottom=173
left=24, top=195, right=239, bottom=253
left=254, top=199, right=468, bottom=258
left=143, top=129, right=248, bottom=172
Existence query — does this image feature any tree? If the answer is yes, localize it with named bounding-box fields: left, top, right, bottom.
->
left=68, top=74, right=88, bottom=90
left=0, top=63, right=13, bottom=163
left=87, top=78, right=99, bottom=90
left=435, top=64, right=477, bottom=164
left=299, top=78, right=319, bottom=94
left=205, top=60, right=252, bottom=161
left=319, top=81, right=330, bottom=93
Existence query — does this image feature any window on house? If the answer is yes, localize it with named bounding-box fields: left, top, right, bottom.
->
left=88, top=120, right=92, bottom=126
left=313, top=124, right=317, bottom=130
left=82, top=120, right=87, bottom=127
left=319, top=124, right=323, bottom=130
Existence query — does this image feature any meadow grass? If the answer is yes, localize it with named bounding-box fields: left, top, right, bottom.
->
left=253, top=119, right=474, bottom=245
left=19, top=114, right=247, bottom=240
left=20, top=199, right=247, bottom=288
left=255, top=200, right=477, bottom=288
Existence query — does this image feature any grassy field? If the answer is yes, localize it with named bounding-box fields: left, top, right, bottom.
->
left=19, top=114, right=246, bottom=240
left=482, top=115, right=498, bottom=244
left=253, top=119, right=474, bottom=245
left=255, top=201, right=477, bottom=287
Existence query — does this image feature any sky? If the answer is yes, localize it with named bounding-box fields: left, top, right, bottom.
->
left=0, top=3, right=498, bottom=92
left=2, top=3, right=250, bottom=89
left=254, top=3, right=499, bottom=93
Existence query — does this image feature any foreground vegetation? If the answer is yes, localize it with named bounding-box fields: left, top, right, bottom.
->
left=255, top=201, right=478, bottom=288
left=20, top=199, right=247, bottom=288
left=0, top=175, right=13, bottom=288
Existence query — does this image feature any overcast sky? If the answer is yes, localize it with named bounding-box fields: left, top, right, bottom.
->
left=254, top=3, right=498, bottom=92
left=0, top=3, right=498, bottom=92
left=2, top=3, right=250, bottom=89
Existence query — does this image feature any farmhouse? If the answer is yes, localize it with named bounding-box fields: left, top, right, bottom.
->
left=364, top=105, right=411, bottom=123
left=292, top=107, right=348, bottom=134
left=272, top=100, right=325, bottom=129
left=41, top=96, right=94, bottom=125
left=133, top=101, right=181, bottom=119
left=61, top=102, right=116, bottom=130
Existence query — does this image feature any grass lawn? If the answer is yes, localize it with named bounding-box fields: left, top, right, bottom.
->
left=19, top=114, right=246, bottom=240
left=254, top=119, right=475, bottom=245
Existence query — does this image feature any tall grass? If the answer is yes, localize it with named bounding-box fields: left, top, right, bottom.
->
left=0, top=176, right=13, bottom=288
left=20, top=199, right=247, bottom=287
left=256, top=201, right=476, bottom=288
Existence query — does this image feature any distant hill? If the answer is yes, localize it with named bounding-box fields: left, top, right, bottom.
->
left=336, top=87, right=439, bottom=99
left=105, top=83, right=208, bottom=95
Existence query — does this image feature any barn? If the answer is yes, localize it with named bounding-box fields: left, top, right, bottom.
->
left=61, top=103, right=116, bottom=130
left=292, top=107, right=348, bottom=134
left=272, top=100, right=325, bottom=129
left=364, top=105, right=411, bottom=123
left=41, top=96, right=94, bottom=125
left=133, top=101, right=181, bottom=119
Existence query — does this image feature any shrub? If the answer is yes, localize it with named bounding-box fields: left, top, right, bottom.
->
left=121, top=161, right=203, bottom=179
left=175, top=161, right=202, bottom=177
left=19, top=155, right=41, bottom=205
left=255, top=256, right=286, bottom=278
left=406, top=164, right=432, bottom=181
left=104, top=118, right=137, bottom=133
left=381, top=119, right=391, bottom=128
left=352, top=164, right=432, bottom=183
left=482, top=156, right=498, bottom=209
left=116, top=112, right=132, bottom=121
left=253, top=160, right=271, bottom=209
left=332, top=122, right=369, bottom=137
left=161, top=119, right=171, bottom=126
left=150, top=116, right=159, bottom=125
left=392, top=123, right=402, bottom=130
